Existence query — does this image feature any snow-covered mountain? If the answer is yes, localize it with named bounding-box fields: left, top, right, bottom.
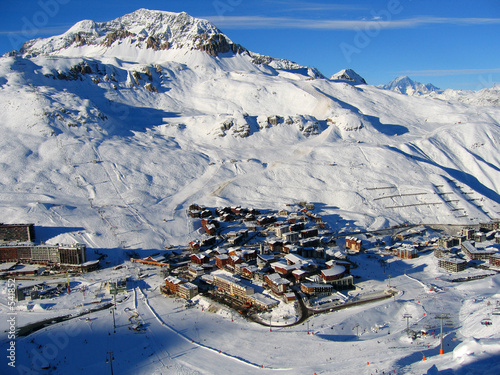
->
left=0, top=9, right=499, bottom=252
left=330, top=68, right=367, bottom=85
left=380, top=75, right=442, bottom=96
left=380, top=75, right=500, bottom=106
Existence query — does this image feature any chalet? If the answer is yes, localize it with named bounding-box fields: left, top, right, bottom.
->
left=228, top=255, right=244, bottom=269
left=264, top=273, right=290, bottom=295
left=215, top=254, right=230, bottom=269
left=257, top=253, right=275, bottom=268
left=284, top=292, right=296, bottom=303
left=190, top=253, right=208, bottom=265
left=201, top=219, right=218, bottom=236
left=285, top=253, right=307, bottom=266
left=228, top=234, right=245, bottom=246
left=278, top=209, right=289, bottom=217
left=241, top=265, right=259, bottom=279
left=283, top=244, right=301, bottom=254
left=189, top=210, right=201, bottom=218
left=489, top=254, right=500, bottom=268
left=290, top=222, right=305, bottom=232
left=244, top=213, right=256, bottom=222
left=189, top=203, right=203, bottom=211
left=438, top=257, right=467, bottom=272
left=301, top=228, right=319, bottom=239
left=257, top=216, right=277, bottom=226
left=189, top=241, right=201, bottom=252
left=200, top=209, right=213, bottom=218
left=240, top=249, right=257, bottom=262
left=301, top=282, right=333, bottom=297
left=164, top=276, right=186, bottom=294
left=395, top=246, right=418, bottom=259
left=292, top=269, right=308, bottom=282
left=230, top=206, right=243, bottom=215
left=268, top=240, right=283, bottom=252
left=300, top=237, right=321, bottom=248
left=201, top=236, right=217, bottom=247
left=345, top=237, right=362, bottom=252
left=271, top=261, right=296, bottom=276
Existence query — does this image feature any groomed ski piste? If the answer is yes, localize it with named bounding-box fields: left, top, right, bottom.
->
left=2, top=244, right=500, bottom=375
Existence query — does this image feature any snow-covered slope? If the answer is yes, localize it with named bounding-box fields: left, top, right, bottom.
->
left=380, top=75, right=442, bottom=96
left=436, top=85, right=500, bottom=107
left=0, top=9, right=499, bottom=251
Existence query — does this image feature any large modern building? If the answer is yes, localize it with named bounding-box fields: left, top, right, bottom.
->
left=438, top=257, right=467, bottom=272
left=0, top=243, right=86, bottom=265
left=0, top=223, right=35, bottom=243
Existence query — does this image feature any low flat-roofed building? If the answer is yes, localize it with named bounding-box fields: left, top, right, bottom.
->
left=247, top=293, right=279, bottom=310
left=301, top=282, right=333, bottom=297
left=321, top=265, right=346, bottom=282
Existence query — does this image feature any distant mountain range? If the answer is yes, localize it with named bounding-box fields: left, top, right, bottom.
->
left=379, top=76, right=442, bottom=96
left=379, top=75, right=500, bottom=106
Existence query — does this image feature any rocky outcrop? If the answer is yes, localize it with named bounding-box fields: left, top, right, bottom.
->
left=102, top=29, right=135, bottom=47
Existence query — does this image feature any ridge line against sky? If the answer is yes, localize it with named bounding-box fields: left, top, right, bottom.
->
left=0, top=0, right=499, bottom=90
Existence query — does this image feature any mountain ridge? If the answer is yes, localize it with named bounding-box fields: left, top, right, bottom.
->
left=380, top=75, right=442, bottom=96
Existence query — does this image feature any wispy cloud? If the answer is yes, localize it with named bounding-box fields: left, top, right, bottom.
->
left=0, top=25, right=71, bottom=36
left=400, top=68, right=500, bottom=77
left=206, top=15, right=500, bottom=30
left=264, top=0, right=367, bottom=12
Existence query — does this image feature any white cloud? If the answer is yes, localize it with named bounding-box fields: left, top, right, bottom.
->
left=400, top=68, right=500, bottom=77
left=206, top=15, right=500, bottom=30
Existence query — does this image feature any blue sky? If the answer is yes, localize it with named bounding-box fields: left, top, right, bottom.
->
left=1, top=0, right=499, bottom=89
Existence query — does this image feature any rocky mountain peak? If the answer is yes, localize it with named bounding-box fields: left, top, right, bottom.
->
left=19, top=9, right=246, bottom=57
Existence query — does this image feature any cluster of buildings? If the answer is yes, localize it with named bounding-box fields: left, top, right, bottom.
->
left=433, top=221, right=500, bottom=273
left=160, top=203, right=355, bottom=310
left=0, top=223, right=97, bottom=275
